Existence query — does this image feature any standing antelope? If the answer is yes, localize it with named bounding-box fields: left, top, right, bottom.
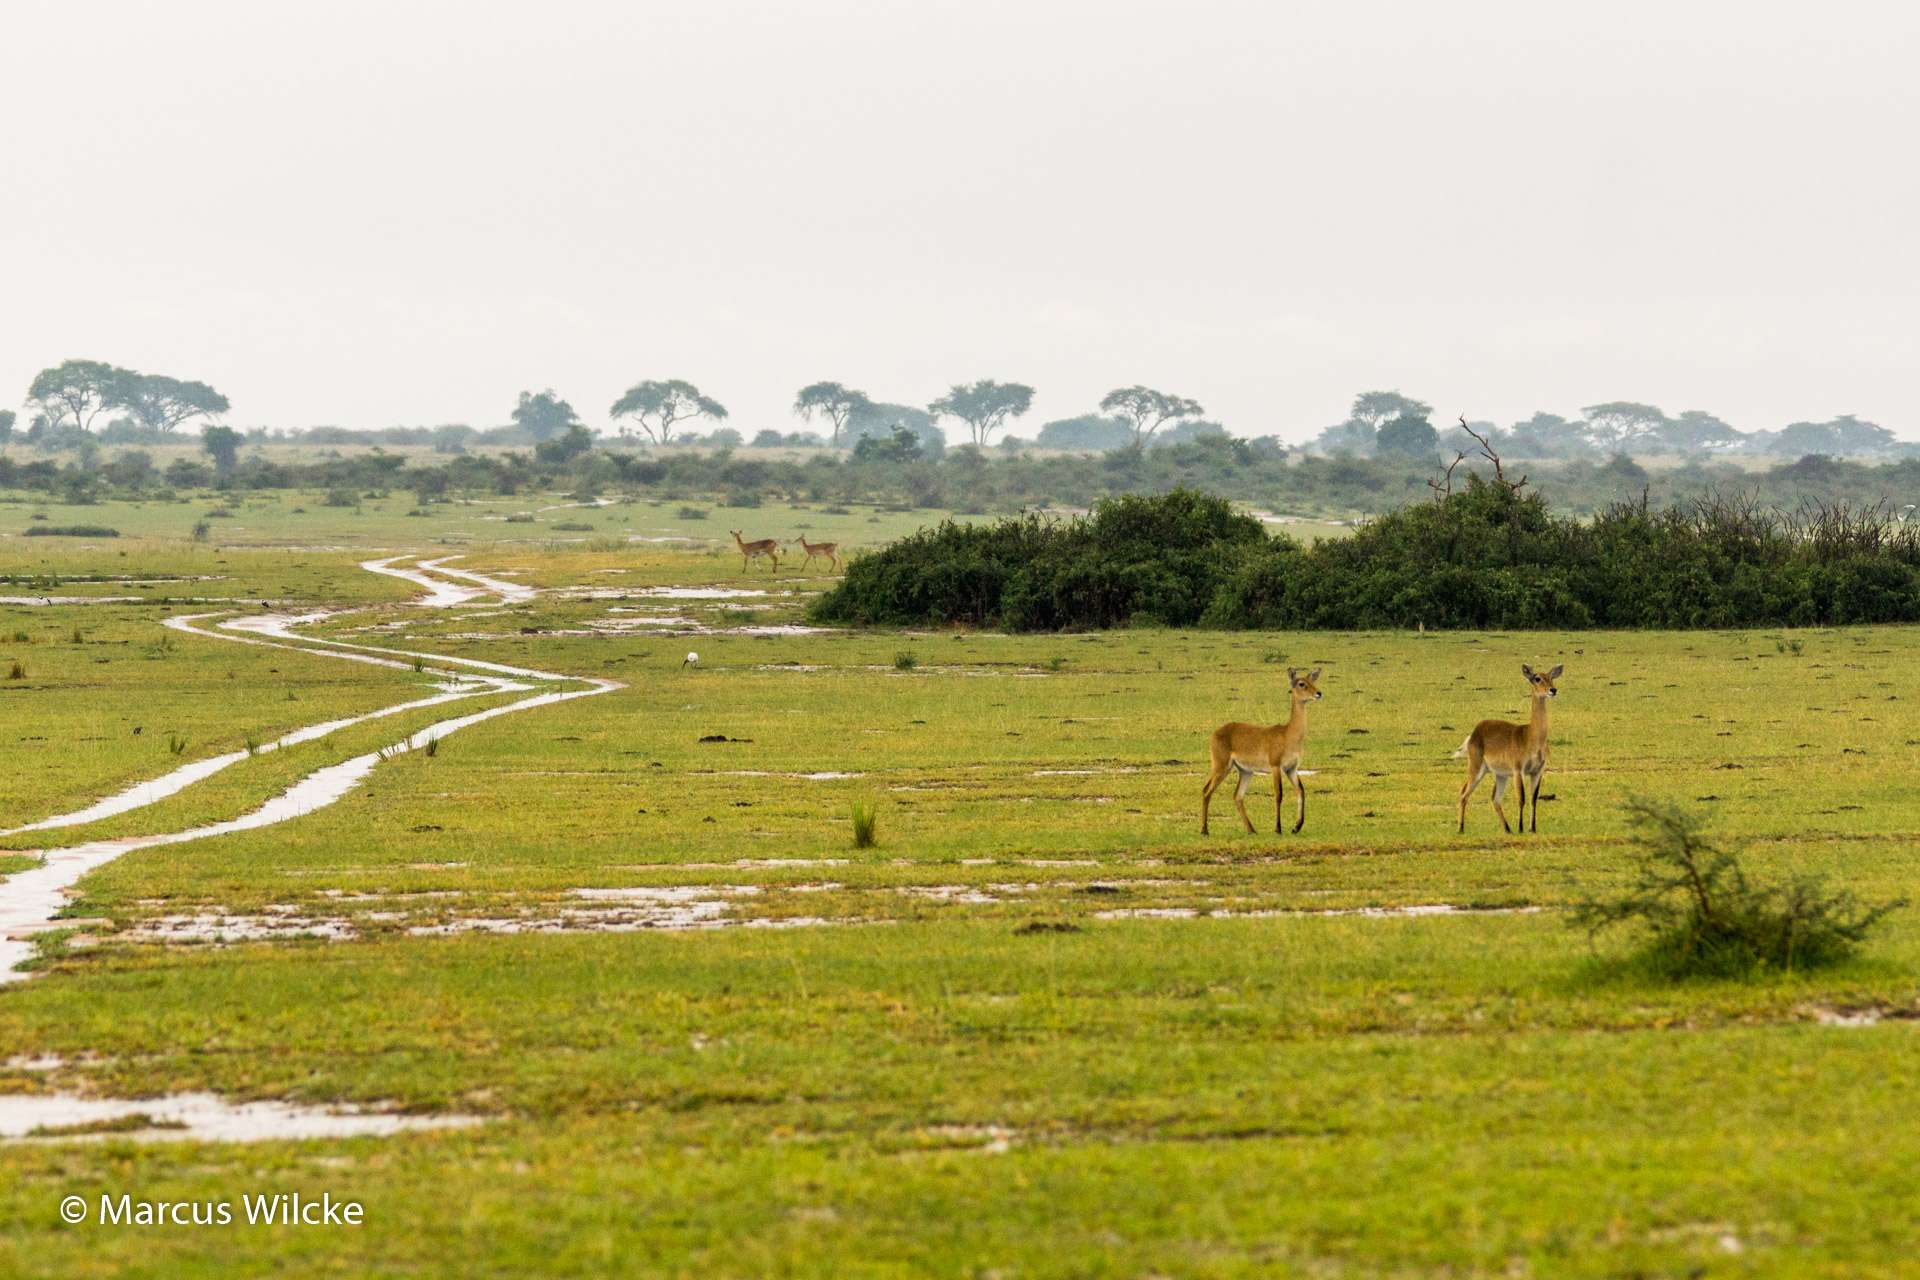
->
left=790, top=533, right=840, bottom=573
left=1455, top=663, right=1561, bottom=834
left=729, top=530, right=781, bottom=574
left=1201, top=667, right=1323, bottom=835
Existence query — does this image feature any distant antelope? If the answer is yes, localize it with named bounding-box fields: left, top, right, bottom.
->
left=1455, top=663, right=1561, bottom=834
left=1201, top=667, right=1322, bottom=835
left=729, top=530, right=781, bottom=574
left=790, top=533, right=840, bottom=572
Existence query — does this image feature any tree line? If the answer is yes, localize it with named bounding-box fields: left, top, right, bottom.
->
left=1310, top=390, right=1907, bottom=461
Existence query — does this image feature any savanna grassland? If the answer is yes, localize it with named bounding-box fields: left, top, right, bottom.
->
left=2, top=498, right=1919, bottom=1278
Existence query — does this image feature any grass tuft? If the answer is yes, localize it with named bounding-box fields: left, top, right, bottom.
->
left=6, top=660, right=22, bottom=680
left=892, top=650, right=917, bottom=671
left=850, top=799, right=879, bottom=849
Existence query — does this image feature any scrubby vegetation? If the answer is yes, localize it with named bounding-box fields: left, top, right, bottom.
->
left=1574, top=800, right=1904, bottom=977
left=813, top=481, right=1920, bottom=631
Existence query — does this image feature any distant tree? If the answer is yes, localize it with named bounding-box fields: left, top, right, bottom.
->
left=1348, top=390, right=1432, bottom=431
left=1311, top=420, right=1377, bottom=455
left=1658, top=410, right=1744, bottom=454
left=1581, top=401, right=1669, bottom=451
left=751, top=429, right=787, bottom=448
left=27, top=359, right=119, bottom=434
left=610, top=379, right=727, bottom=445
left=1504, top=412, right=1593, bottom=458
left=928, top=380, right=1034, bottom=447
left=1098, top=386, right=1204, bottom=446
left=201, top=424, right=242, bottom=479
left=1375, top=413, right=1439, bottom=456
left=1035, top=414, right=1133, bottom=451
left=793, top=382, right=873, bottom=446
left=851, top=423, right=923, bottom=464
left=1153, top=419, right=1230, bottom=448
left=533, top=424, right=595, bottom=464
left=846, top=401, right=944, bottom=458
left=0, top=409, right=13, bottom=445
left=105, top=372, right=229, bottom=435
left=706, top=427, right=743, bottom=448
left=510, top=390, right=581, bottom=443
left=1777, top=415, right=1895, bottom=457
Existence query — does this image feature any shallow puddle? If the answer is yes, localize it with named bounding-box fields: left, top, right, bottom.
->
left=0, top=1092, right=480, bottom=1144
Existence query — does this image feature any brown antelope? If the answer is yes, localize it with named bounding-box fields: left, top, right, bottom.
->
left=1455, top=663, right=1561, bottom=834
left=790, top=533, right=840, bottom=572
left=1201, top=667, right=1323, bottom=835
left=729, top=530, right=781, bottom=574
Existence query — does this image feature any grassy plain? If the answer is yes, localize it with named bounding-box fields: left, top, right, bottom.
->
left=2, top=501, right=1919, bottom=1277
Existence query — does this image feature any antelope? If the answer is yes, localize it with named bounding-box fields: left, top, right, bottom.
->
left=729, top=530, right=781, bottom=574
left=1201, top=667, right=1322, bottom=835
left=790, top=533, right=840, bottom=573
left=1455, top=663, right=1561, bottom=834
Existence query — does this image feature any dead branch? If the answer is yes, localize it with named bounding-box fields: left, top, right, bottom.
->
left=1459, top=416, right=1527, bottom=493
left=1427, top=449, right=1468, bottom=503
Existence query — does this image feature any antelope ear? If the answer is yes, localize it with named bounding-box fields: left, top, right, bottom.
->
left=1547, top=664, right=1564, bottom=679
left=1287, top=667, right=1298, bottom=679
left=1521, top=663, right=1535, bottom=679
left=1310, top=667, right=1322, bottom=681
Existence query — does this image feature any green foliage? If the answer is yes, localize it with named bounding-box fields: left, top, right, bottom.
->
left=892, top=650, right=917, bottom=671
left=6, top=660, right=22, bottom=680
left=851, top=424, right=923, bottom=464
left=534, top=424, right=595, bottom=464
left=850, top=798, right=879, bottom=849
left=928, top=379, right=1034, bottom=447
left=810, top=489, right=1265, bottom=630
left=24, top=525, right=119, bottom=538
left=610, top=379, right=727, bottom=444
left=1573, top=800, right=1904, bottom=977
left=510, top=389, right=581, bottom=443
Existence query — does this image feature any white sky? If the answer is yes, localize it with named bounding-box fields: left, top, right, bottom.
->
left=3, top=2, right=1917, bottom=442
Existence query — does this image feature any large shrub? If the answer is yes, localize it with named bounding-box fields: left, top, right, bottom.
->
left=808, top=489, right=1265, bottom=629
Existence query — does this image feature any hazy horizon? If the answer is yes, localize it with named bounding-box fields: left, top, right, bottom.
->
left=5, top=2, right=1917, bottom=442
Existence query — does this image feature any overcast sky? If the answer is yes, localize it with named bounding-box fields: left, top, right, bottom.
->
left=4, top=2, right=1917, bottom=442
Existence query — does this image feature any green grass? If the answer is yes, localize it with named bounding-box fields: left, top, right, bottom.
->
left=1, top=535, right=1918, bottom=1275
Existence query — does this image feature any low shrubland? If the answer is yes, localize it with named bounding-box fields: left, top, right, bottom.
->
left=813, top=483, right=1920, bottom=630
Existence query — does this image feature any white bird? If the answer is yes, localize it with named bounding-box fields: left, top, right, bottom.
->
left=682, top=651, right=699, bottom=669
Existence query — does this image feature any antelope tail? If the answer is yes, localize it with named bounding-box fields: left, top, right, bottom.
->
left=1451, top=735, right=1473, bottom=759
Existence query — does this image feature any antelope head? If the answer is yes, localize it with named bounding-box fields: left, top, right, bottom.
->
left=1287, top=667, right=1324, bottom=702
left=1520, top=663, right=1563, bottom=698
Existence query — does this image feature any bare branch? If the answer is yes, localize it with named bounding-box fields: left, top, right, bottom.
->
left=1458, top=415, right=1527, bottom=493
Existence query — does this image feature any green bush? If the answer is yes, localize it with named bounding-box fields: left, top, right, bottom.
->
left=810, top=489, right=1265, bottom=630
left=24, top=525, right=119, bottom=538
left=1572, top=800, right=1904, bottom=977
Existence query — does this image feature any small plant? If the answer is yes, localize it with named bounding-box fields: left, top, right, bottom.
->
left=1047, top=656, right=1067, bottom=672
left=411, top=656, right=425, bottom=672
left=893, top=650, right=917, bottom=671
left=424, top=737, right=439, bottom=758
left=677, top=506, right=709, bottom=520
left=71, top=627, right=84, bottom=645
left=1572, top=799, right=1904, bottom=977
left=1261, top=649, right=1290, bottom=664
left=245, top=736, right=260, bottom=756
left=6, top=660, right=23, bottom=680
left=505, top=513, right=535, bottom=523
left=191, top=520, right=211, bottom=541
left=10, top=631, right=27, bottom=643
left=552, top=521, right=594, bottom=531
left=850, top=799, right=879, bottom=849
left=167, top=733, right=187, bottom=756
left=1777, top=637, right=1805, bottom=656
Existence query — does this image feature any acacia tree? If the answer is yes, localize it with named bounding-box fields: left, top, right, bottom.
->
left=1098, top=386, right=1204, bottom=446
left=1581, top=401, right=1669, bottom=451
left=793, top=381, right=872, bottom=446
left=27, top=360, right=118, bottom=433
left=510, top=390, right=581, bottom=442
left=106, top=372, right=230, bottom=435
left=609, top=379, right=727, bottom=444
left=928, top=380, right=1034, bottom=447
left=1349, top=390, right=1432, bottom=431
left=1659, top=410, right=1744, bottom=453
